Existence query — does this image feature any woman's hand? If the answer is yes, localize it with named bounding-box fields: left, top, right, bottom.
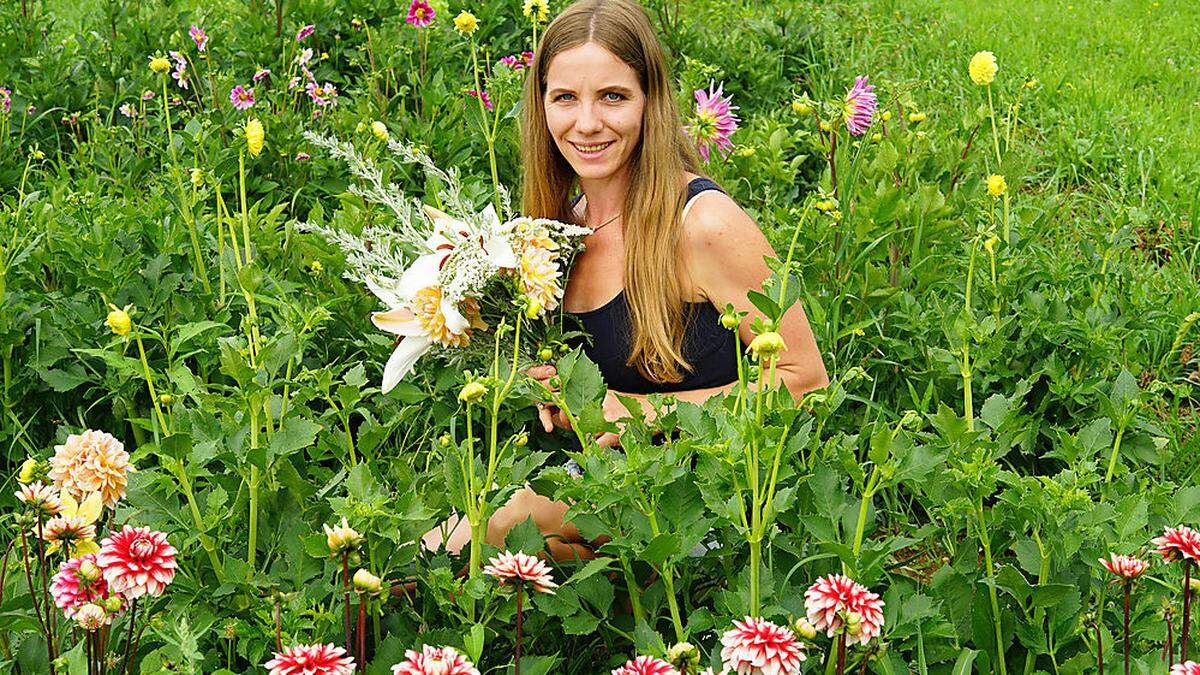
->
left=525, top=365, right=624, bottom=447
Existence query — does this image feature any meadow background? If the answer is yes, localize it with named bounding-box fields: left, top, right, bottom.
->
left=1, top=0, right=1199, bottom=673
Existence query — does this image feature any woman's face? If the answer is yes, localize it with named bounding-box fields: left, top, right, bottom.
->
left=543, top=42, right=645, bottom=183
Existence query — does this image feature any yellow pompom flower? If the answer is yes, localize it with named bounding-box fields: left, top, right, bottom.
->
left=454, top=11, right=479, bottom=35
left=371, top=120, right=389, bottom=141
left=523, top=0, right=549, bottom=24
left=244, top=118, right=265, bottom=156
left=908, top=112, right=926, bottom=123
left=749, top=332, right=786, bottom=360
left=148, top=56, right=171, bottom=74
left=106, top=304, right=133, bottom=337
left=969, top=51, right=998, bottom=86
left=986, top=174, right=1007, bottom=198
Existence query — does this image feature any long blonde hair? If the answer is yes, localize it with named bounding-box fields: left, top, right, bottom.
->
left=520, top=0, right=703, bottom=384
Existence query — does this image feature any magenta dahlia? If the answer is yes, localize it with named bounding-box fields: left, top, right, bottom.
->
left=612, top=655, right=679, bottom=675
left=189, top=25, right=208, bottom=52
left=230, top=85, right=256, bottom=111
left=391, top=645, right=480, bottom=675
left=719, top=617, right=806, bottom=675
left=1153, top=525, right=1200, bottom=562
left=265, top=643, right=355, bottom=675
left=51, top=554, right=116, bottom=619
left=688, top=80, right=740, bottom=162
left=804, top=574, right=886, bottom=646
left=1099, top=553, right=1150, bottom=579
left=843, top=76, right=877, bottom=136
left=1172, top=663, right=1200, bottom=675
left=97, top=525, right=177, bottom=599
left=483, top=550, right=558, bottom=594
left=406, top=0, right=436, bottom=28
left=295, top=24, right=315, bottom=43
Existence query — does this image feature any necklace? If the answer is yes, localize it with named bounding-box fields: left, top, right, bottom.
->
left=587, top=208, right=622, bottom=234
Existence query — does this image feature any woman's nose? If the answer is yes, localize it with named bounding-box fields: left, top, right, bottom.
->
left=574, top=102, right=605, bottom=134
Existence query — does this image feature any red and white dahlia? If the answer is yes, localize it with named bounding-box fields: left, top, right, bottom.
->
left=15, top=481, right=62, bottom=515
left=1152, top=525, right=1200, bottom=563
left=719, top=616, right=806, bottom=675
left=97, top=525, right=177, bottom=598
left=74, top=603, right=109, bottom=631
left=51, top=554, right=116, bottom=618
left=482, top=550, right=558, bottom=594
left=611, top=655, right=680, bottom=675
left=1171, top=663, right=1200, bottom=675
left=1099, top=553, right=1150, bottom=579
left=265, top=643, right=356, bottom=675
left=391, top=645, right=480, bottom=675
left=804, top=574, right=886, bottom=646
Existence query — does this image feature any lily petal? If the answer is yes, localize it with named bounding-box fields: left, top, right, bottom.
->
left=371, top=308, right=425, bottom=336
left=440, top=297, right=469, bottom=334
left=381, top=335, right=433, bottom=392
left=366, top=276, right=405, bottom=307
left=484, top=234, right=518, bottom=269
left=398, top=252, right=446, bottom=299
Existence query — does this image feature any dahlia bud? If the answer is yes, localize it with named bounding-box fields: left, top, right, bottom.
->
left=103, top=596, right=124, bottom=613
left=190, top=168, right=204, bottom=188
left=75, top=603, right=107, bottom=631
left=907, top=112, right=926, bottom=123
left=524, top=296, right=543, bottom=319
left=794, top=618, right=818, bottom=640
left=818, top=120, right=832, bottom=132
left=159, top=393, right=174, bottom=405
left=77, top=559, right=102, bottom=584
left=106, top=304, right=133, bottom=336
left=538, top=347, right=555, bottom=362
left=844, top=611, right=863, bottom=636
left=371, top=120, right=389, bottom=141
left=323, top=518, right=363, bottom=556
left=871, top=132, right=883, bottom=142
left=513, top=432, right=528, bottom=447
left=880, top=110, right=892, bottom=122
left=720, top=309, right=740, bottom=331
left=791, top=100, right=812, bottom=115
left=351, top=17, right=364, bottom=30
left=667, top=642, right=700, bottom=670
left=17, top=457, right=39, bottom=484
left=986, top=174, right=1007, bottom=198
left=983, top=235, right=1001, bottom=254
left=356, top=121, right=367, bottom=134
left=148, top=56, right=171, bottom=74
left=223, top=620, right=238, bottom=639
left=749, top=332, right=786, bottom=360
left=353, top=568, right=383, bottom=594
left=438, top=434, right=452, bottom=448
left=1185, top=577, right=1200, bottom=592
left=458, top=381, right=488, bottom=405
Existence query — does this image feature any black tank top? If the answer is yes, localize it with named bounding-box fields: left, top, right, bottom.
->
left=565, top=177, right=740, bottom=394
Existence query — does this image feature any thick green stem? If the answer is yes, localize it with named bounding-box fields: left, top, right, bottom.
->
left=977, top=496, right=1008, bottom=675
left=247, top=407, right=261, bottom=572
left=1104, top=421, right=1128, bottom=482
left=749, top=537, right=761, bottom=617
left=648, top=511, right=685, bottom=642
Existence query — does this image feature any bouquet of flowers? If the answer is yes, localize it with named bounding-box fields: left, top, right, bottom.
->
left=300, top=132, right=591, bottom=392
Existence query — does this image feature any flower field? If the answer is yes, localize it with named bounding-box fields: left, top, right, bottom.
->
left=1, top=0, right=1199, bottom=672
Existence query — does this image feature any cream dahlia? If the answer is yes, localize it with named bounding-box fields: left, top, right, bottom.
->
left=265, top=643, right=356, bottom=675
left=1153, top=525, right=1200, bottom=562
left=518, top=245, right=563, bottom=316
left=16, top=481, right=61, bottom=515
left=719, top=617, right=806, bottom=675
left=49, top=429, right=132, bottom=508
left=74, top=602, right=109, bottom=630
left=51, top=554, right=116, bottom=618
left=41, top=515, right=97, bottom=546
left=391, top=645, right=480, bottom=675
left=612, top=655, right=679, bottom=675
left=804, top=574, right=886, bottom=646
left=483, top=550, right=558, bottom=594
left=1099, top=553, right=1150, bottom=579
left=97, top=525, right=178, bottom=598
left=1172, top=663, right=1200, bottom=675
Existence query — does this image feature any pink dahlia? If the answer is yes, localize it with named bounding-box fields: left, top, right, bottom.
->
left=1153, top=525, right=1200, bottom=562
left=296, top=24, right=315, bottom=42
left=16, top=481, right=61, bottom=515
left=51, top=554, right=115, bottom=618
left=688, top=80, right=740, bottom=162
left=1099, top=553, right=1150, bottom=579
left=612, top=655, right=679, bottom=675
left=406, top=0, right=436, bottom=28
left=189, top=25, right=208, bottom=52
left=466, top=89, right=493, bottom=111
left=266, top=643, right=355, bottom=675
left=804, top=574, right=886, bottom=646
left=391, top=645, right=480, bottom=675
left=1172, top=663, right=1200, bottom=675
left=0, top=87, right=10, bottom=114
left=843, top=76, right=877, bottom=136
left=719, top=617, right=806, bottom=675
left=230, top=85, right=256, bottom=110
left=499, top=51, right=534, bottom=71
left=253, top=68, right=272, bottom=83
left=49, top=429, right=132, bottom=508
left=306, top=81, right=338, bottom=106
left=483, top=551, right=558, bottom=594
left=169, top=51, right=189, bottom=90
left=97, top=525, right=177, bottom=599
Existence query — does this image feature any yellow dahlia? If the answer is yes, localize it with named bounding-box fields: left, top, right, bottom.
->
left=106, top=304, right=132, bottom=337
left=986, top=174, right=1007, bottom=198
left=969, top=51, right=998, bottom=86
left=453, top=11, right=478, bottom=35
left=518, top=246, right=563, bottom=317
left=244, top=118, right=265, bottom=157
left=49, top=430, right=132, bottom=508
left=148, top=56, right=171, bottom=74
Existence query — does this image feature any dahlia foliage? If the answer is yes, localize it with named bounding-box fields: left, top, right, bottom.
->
left=265, top=643, right=356, bottom=675
left=803, top=574, right=886, bottom=646
left=719, top=616, right=806, bottom=675
left=391, top=645, right=480, bottom=675
left=299, top=132, right=590, bottom=391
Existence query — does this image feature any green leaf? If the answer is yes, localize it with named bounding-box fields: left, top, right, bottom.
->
left=504, top=516, right=545, bottom=555
left=951, top=649, right=979, bottom=675
left=268, top=417, right=322, bottom=462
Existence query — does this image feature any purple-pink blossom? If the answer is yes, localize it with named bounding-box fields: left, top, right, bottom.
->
left=498, top=51, right=534, bottom=71
left=306, top=81, right=338, bottom=106
left=295, top=24, right=315, bottom=42
left=295, top=152, right=311, bottom=161
left=189, top=25, right=208, bottom=52
left=688, top=80, right=740, bottom=162
left=0, top=87, right=10, bottom=114
left=253, top=68, right=271, bottom=83
left=406, top=0, right=436, bottom=28
left=466, top=89, right=493, bottom=111
left=843, top=76, right=877, bottom=136
left=169, top=51, right=189, bottom=90
left=229, top=85, right=255, bottom=110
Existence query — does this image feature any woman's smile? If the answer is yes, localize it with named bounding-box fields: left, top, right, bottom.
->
left=569, top=140, right=615, bottom=159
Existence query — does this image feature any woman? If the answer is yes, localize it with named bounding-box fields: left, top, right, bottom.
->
left=423, top=0, right=828, bottom=560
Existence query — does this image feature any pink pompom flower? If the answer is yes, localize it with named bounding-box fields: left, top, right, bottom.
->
left=51, top=554, right=117, bottom=619
left=229, top=85, right=256, bottom=111
left=296, top=24, right=315, bottom=42
left=97, top=525, right=177, bottom=599
left=1099, top=553, right=1150, bottom=580
left=688, top=80, right=740, bottom=162
left=406, top=0, right=436, bottom=28
left=804, top=574, right=886, bottom=646
left=843, top=76, right=877, bottom=136
left=483, top=550, right=558, bottom=594
left=391, top=645, right=480, bottom=675
left=189, top=25, right=208, bottom=52
left=265, top=643, right=355, bottom=675
left=611, top=655, right=679, bottom=675
left=1172, top=663, right=1200, bottom=675
left=719, top=616, right=806, bottom=675
left=1153, top=525, right=1200, bottom=563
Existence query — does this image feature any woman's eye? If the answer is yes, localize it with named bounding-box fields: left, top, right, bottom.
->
left=603, top=92, right=625, bottom=102
left=553, top=93, right=575, bottom=102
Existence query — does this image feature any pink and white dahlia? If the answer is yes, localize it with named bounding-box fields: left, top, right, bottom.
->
left=1153, top=525, right=1200, bottom=562
left=295, top=24, right=315, bottom=43
left=466, top=89, right=493, bottom=111
left=97, top=525, right=177, bottom=598
left=51, top=554, right=115, bottom=618
left=688, top=80, right=740, bottom=162
left=49, top=429, right=132, bottom=508
left=843, top=76, right=877, bottom=136
left=719, top=617, right=806, bottom=675
left=169, top=51, right=189, bottom=90
left=1099, top=553, right=1150, bottom=579
left=804, top=574, right=886, bottom=646
left=498, top=51, right=534, bottom=71
left=612, top=655, right=679, bottom=675
left=230, top=85, right=256, bottom=110
left=16, top=481, right=61, bottom=515
left=189, top=25, right=208, bottom=52
left=41, top=515, right=96, bottom=546
left=483, top=550, right=558, bottom=594
left=406, top=0, right=436, bottom=28
left=74, top=603, right=109, bottom=631
left=266, top=643, right=355, bottom=675
left=306, top=81, right=338, bottom=106
left=1171, top=663, right=1200, bottom=675
left=391, top=645, right=480, bottom=675
left=253, top=68, right=272, bottom=83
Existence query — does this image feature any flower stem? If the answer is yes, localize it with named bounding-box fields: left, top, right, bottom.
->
left=1096, top=617, right=1104, bottom=674
left=1123, top=582, right=1131, bottom=675
left=749, top=537, right=761, bottom=618
left=247, top=406, right=260, bottom=571
left=836, top=632, right=847, bottom=675
left=122, top=599, right=138, bottom=675
left=977, top=495, right=1008, bottom=675
left=515, top=583, right=524, bottom=675
left=161, top=75, right=174, bottom=163
left=1104, top=422, right=1128, bottom=482
left=342, top=554, right=352, bottom=653
left=1184, top=561, right=1193, bottom=662
left=133, top=326, right=170, bottom=436
left=18, top=530, right=55, bottom=672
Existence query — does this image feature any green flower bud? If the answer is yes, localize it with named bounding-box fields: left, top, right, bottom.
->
left=458, top=381, right=488, bottom=404
left=794, top=618, right=818, bottom=640
left=539, top=347, right=555, bottom=362
left=749, top=331, right=787, bottom=360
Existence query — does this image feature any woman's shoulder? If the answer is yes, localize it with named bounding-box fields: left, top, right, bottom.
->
left=680, top=175, right=753, bottom=245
